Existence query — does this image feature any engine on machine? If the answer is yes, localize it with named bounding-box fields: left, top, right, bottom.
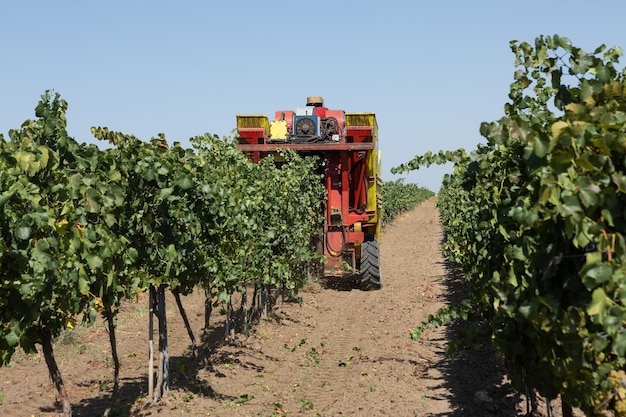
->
left=271, top=96, right=344, bottom=143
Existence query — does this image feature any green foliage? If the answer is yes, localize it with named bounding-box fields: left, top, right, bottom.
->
left=0, top=92, right=325, bottom=409
left=380, top=179, right=434, bottom=225
left=395, top=35, right=626, bottom=414
left=298, top=396, right=314, bottom=411
left=223, top=393, right=253, bottom=407
left=409, top=300, right=472, bottom=340
left=189, top=135, right=325, bottom=301
left=0, top=91, right=129, bottom=364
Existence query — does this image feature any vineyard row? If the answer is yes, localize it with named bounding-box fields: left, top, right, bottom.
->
left=395, top=35, right=626, bottom=416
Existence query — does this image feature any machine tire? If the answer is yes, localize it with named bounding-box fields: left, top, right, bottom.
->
left=359, top=235, right=382, bottom=291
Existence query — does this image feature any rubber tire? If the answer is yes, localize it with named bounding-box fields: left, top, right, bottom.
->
left=359, top=236, right=382, bottom=291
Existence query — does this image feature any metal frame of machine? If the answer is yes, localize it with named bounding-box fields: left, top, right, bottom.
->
left=236, top=97, right=382, bottom=290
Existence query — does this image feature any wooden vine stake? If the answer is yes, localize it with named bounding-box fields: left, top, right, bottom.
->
left=203, top=287, right=213, bottom=335
left=225, top=298, right=234, bottom=339
left=148, top=286, right=155, bottom=401
left=154, top=285, right=169, bottom=401
left=172, top=288, right=196, bottom=357
left=147, top=285, right=170, bottom=402
left=258, top=287, right=268, bottom=319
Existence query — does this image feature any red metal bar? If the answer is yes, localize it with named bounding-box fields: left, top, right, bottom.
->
left=351, top=156, right=367, bottom=210
left=341, top=152, right=349, bottom=225
left=326, top=153, right=342, bottom=226
left=347, top=212, right=370, bottom=224
left=347, top=231, right=365, bottom=244
left=236, top=142, right=374, bottom=152
left=324, top=153, right=344, bottom=269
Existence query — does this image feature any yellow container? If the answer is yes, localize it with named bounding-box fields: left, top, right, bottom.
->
left=236, top=115, right=270, bottom=135
left=345, top=112, right=378, bottom=132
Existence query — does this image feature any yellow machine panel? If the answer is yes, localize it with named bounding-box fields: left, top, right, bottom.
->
left=269, top=120, right=288, bottom=140
left=345, top=112, right=378, bottom=135
left=236, top=114, right=270, bottom=138
left=346, top=112, right=381, bottom=241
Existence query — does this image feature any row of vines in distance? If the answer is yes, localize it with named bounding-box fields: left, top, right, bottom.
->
left=394, top=35, right=626, bottom=415
left=380, top=178, right=434, bottom=225
left=0, top=92, right=325, bottom=416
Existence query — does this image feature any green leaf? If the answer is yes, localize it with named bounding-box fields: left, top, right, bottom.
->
left=595, top=65, right=612, bottom=83
left=580, top=81, right=595, bottom=101
left=86, top=254, right=103, bottom=269
left=577, top=176, right=600, bottom=208
left=601, top=209, right=614, bottom=227
left=78, top=276, right=90, bottom=295
left=581, top=263, right=612, bottom=289
left=587, top=287, right=610, bottom=316
left=4, top=331, right=19, bottom=348
left=126, top=247, right=139, bottom=263
left=159, top=187, right=173, bottom=200
left=177, top=176, right=194, bottom=190
left=15, top=226, right=31, bottom=240
left=561, top=194, right=583, bottom=222
left=37, top=145, right=50, bottom=168
left=104, top=213, right=117, bottom=227
left=85, top=188, right=101, bottom=213
left=14, top=150, right=37, bottom=174
left=19, top=282, right=33, bottom=297
left=555, top=35, right=572, bottom=50
left=108, top=169, right=122, bottom=182
left=531, top=135, right=549, bottom=158
left=613, top=332, right=626, bottom=356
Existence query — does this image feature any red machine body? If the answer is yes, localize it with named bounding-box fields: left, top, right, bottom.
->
left=236, top=97, right=382, bottom=289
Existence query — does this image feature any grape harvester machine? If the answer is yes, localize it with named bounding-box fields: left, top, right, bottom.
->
left=236, top=96, right=382, bottom=290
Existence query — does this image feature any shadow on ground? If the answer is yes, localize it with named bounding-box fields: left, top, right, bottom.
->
left=319, top=272, right=360, bottom=292
left=424, top=259, right=526, bottom=417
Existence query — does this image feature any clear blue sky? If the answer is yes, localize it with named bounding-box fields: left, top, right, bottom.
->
left=2, top=1, right=625, bottom=192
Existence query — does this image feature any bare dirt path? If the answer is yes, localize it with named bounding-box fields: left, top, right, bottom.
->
left=0, top=198, right=523, bottom=416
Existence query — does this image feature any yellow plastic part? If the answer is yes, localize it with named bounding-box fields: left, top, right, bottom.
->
left=236, top=114, right=270, bottom=135
left=269, top=120, right=288, bottom=140
left=346, top=112, right=382, bottom=243
left=345, top=112, right=378, bottom=133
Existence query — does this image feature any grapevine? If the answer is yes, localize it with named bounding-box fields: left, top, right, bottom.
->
left=380, top=179, right=434, bottom=225
left=0, top=93, right=325, bottom=415
left=395, top=35, right=626, bottom=415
